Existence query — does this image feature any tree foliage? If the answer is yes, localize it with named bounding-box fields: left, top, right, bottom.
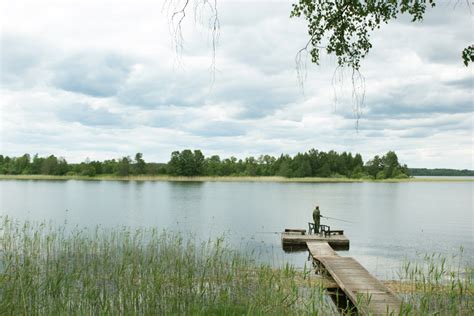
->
left=0, top=149, right=411, bottom=179
left=291, top=0, right=472, bottom=69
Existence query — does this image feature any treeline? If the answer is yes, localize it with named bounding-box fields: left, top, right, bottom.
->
left=0, top=153, right=166, bottom=177
left=409, top=168, right=474, bottom=177
left=0, top=149, right=409, bottom=179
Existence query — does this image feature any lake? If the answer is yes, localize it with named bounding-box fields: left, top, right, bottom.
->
left=1, top=179, right=472, bottom=279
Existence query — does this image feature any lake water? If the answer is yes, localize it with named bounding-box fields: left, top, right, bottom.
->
left=1, top=179, right=472, bottom=279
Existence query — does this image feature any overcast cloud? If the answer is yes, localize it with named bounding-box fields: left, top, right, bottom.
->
left=0, top=0, right=472, bottom=168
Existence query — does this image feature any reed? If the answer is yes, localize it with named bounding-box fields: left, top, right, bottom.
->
left=1, top=216, right=472, bottom=315
left=1, top=174, right=472, bottom=182
left=0, top=217, right=334, bottom=315
left=394, top=250, right=473, bottom=315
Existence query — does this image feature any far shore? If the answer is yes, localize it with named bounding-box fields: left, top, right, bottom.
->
left=0, top=174, right=472, bottom=183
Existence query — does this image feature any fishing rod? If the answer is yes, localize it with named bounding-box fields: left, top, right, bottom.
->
left=321, top=215, right=355, bottom=224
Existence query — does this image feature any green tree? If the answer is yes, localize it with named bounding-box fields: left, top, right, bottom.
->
left=277, top=160, right=293, bottom=177
left=14, top=154, right=31, bottom=174
left=134, top=152, right=146, bottom=175
left=317, top=162, right=331, bottom=177
left=221, top=157, right=239, bottom=176
left=192, top=150, right=205, bottom=176
left=365, top=155, right=382, bottom=178
left=290, top=0, right=472, bottom=69
left=168, top=151, right=181, bottom=175
left=167, top=149, right=205, bottom=176
left=81, top=164, right=96, bottom=177
left=382, top=151, right=399, bottom=178
left=205, top=155, right=222, bottom=176
left=244, top=156, right=258, bottom=176
left=31, top=154, right=44, bottom=174
left=352, top=153, right=364, bottom=170
left=41, top=155, right=59, bottom=175
left=117, top=156, right=131, bottom=176
left=180, top=149, right=196, bottom=176
left=258, top=155, right=276, bottom=176
left=294, top=159, right=312, bottom=177
left=102, top=159, right=118, bottom=174
left=57, top=157, right=69, bottom=175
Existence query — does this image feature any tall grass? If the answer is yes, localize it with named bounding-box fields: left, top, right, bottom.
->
left=1, top=216, right=472, bottom=315
left=394, top=250, right=473, bottom=315
left=0, top=217, right=335, bottom=315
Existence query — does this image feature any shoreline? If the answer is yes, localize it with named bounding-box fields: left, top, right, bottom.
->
left=0, top=174, right=472, bottom=183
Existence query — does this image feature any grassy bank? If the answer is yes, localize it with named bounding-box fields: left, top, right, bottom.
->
left=0, top=174, right=472, bottom=183
left=1, top=218, right=472, bottom=315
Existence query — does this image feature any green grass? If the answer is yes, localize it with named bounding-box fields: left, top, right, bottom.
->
left=0, top=217, right=334, bottom=315
left=0, top=174, right=472, bottom=183
left=1, top=217, right=472, bottom=315
left=394, top=251, right=473, bottom=315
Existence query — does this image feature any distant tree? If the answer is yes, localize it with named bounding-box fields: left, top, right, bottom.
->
left=382, top=151, right=399, bottom=178
left=81, top=164, right=96, bottom=177
left=294, top=159, right=312, bottom=178
left=168, top=149, right=205, bottom=176
left=117, top=156, right=131, bottom=176
left=258, top=155, right=277, bottom=176
left=317, top=162, right=331, bottom=177
left=0, top=150, right=410, bottom=179
left=102, top=159, right=118, bottom=174
left=1, top=156, right=11, bottom=174
left=192, top=150, right=205, bottom=176
left=353, top=153, right=364, bottom=170
left=365, top=151, right=409, bottom=179
left=145, top=163, right=164, bottom=175
left=221, top=157, right=239, bottom=176
left=57, top=157, right=69, bottom=175
left=277, top=160, right=293, bottom=178
left=29, top=154, right=41, bottom=174
left=20, top=154, right=31, bottom=174
left=205, top=155, right=222, bottom=176
left=351, top=165, right=366, bottom=179
left=134, top=152, right=146, bottom=175
left=376, top=170, right=387, bottom=180
left=244, top=156, right=258, bottom=176
left=365, top=155, right=382, bottom=178
left=168, top=151, right=181, bottom=175
left=180, top=149, right=196, bottom=176
left=335, top=152, right=349, bottom=177
left=89, top=161, right=103, bottom=175
left=409, top=168, right=473, bottom=177
left=41, top=155, right=59, bottom=175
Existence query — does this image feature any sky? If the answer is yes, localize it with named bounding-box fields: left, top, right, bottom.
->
left=0, top=0, right=473, bottom=168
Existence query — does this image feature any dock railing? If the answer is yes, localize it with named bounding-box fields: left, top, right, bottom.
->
left=308, top=223, right=344, bottom=236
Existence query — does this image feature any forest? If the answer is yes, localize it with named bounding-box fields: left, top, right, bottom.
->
left=0, top=149, right=410, bottom=179
left=408, top=168, right=474, bottom=177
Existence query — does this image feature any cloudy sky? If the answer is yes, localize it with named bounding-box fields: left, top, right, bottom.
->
left=1, top=0, right=472, bottom=168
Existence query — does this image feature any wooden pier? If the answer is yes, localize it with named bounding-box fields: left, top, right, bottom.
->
left=282, top=230, right=401, bottom=315
left=281, top=229, right=350, bottom=251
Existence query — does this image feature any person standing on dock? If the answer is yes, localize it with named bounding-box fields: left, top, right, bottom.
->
left=313, top=206, right=322, bottom=234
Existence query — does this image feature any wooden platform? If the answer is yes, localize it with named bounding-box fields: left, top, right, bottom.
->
left=281, top=232, right=350, bottom=251
left=307, top=241, right=401, bottom=315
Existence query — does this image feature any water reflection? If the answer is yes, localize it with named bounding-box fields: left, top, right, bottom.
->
left=1, top=179, right=472, bottom=278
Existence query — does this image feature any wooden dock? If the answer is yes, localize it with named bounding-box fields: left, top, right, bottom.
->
left=307, top=241, right=401, bottom=315
left=281, top=231, right=350, bottom=251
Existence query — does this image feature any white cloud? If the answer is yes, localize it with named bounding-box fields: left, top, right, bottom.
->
left=0, top=0, right=472, bottom=169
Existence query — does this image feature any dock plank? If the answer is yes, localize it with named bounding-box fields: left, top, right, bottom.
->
left=282, top=232, right=350, bottom=250
left=307, top=241, right=337, bottom=257
left=306, top=242, right=401, bottom=315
